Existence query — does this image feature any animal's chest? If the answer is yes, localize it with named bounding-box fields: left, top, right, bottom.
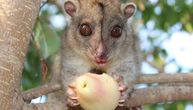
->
left=63, top=55, right=91, bottom=73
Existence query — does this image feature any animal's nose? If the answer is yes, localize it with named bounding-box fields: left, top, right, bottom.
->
left=95, top=42, right=108, bottom=60
left=96, top=52, right=107, bottom=60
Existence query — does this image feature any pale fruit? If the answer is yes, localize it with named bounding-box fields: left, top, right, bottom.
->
left=74, top=73, right=120, bottom=110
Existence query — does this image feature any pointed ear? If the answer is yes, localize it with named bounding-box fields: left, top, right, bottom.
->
left=121, top=3, right=136, bottom=18
left=64, top=0, right=79, bottom=17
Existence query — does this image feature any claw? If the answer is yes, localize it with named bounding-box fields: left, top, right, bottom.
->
left=67, top=98, right=80, bottom=106
left=69, top=96, right=78, bottom=100
left=119, top=84, right=128, bottom=92
left=68, top=82, right=76, bottom=88
left=67, top=87, right=76, bottom=97
left=118, top=96, right=126, bottom=107
left=118, top=103, right=124, bottom=107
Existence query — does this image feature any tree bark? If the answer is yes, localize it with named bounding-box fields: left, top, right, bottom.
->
left=0, top=0, right=41, bottom=109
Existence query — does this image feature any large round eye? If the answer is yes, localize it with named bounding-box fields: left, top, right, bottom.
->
left=79, top=23, right=92, bottom=36
left=111, top=25, right=122, bottom=38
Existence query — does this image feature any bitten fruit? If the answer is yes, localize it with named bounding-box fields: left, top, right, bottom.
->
left=74, top=73, right=120, bottom=110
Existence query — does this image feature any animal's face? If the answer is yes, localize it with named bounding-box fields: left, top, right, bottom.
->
left=64, top=0, right=136, bottom=68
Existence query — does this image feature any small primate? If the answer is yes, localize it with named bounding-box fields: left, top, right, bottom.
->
left=49, top=0, right=141, bottom=110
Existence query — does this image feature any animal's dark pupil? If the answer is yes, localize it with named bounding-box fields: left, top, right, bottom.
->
left=111, top=26, right=122, bottom=38
left=80, top=24, right=92, bottom=36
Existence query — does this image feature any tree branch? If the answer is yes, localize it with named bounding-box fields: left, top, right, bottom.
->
left=127, top=86, right=193, bottom=107
left=23, top=82, right=62, bottom=102
left=23, top=101, right=66, bottom=110
left=137, top=73, right=193, bottom=84
left=22, top=73, right=193, bottom=101
left=22, top=73, right=193, bottom=108
left=23, top=85, right=193, bottom=109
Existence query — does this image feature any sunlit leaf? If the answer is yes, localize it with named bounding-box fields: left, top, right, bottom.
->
left=185, top=23, right=193, bottom=32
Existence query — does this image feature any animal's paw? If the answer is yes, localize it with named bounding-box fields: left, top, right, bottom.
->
left=111, top=72, right=128, bottom=107
left=67, top=83, right=80, bottom=107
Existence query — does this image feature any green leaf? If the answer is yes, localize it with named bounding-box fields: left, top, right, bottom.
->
left=33, top=17, right=61, bottom=59
left=185, top=23, right=193, bottom=32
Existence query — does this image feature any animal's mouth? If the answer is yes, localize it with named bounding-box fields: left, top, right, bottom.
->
left=95, top=58, right=108, bottom=67
left=95, top=59, right=107, bottom=65
left=86, top=51, right=109, bottom=68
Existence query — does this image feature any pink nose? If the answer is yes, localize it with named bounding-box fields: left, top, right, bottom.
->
left=95, top=42, right=107, bottom=60
left=96, top=52, right=107, bottom=60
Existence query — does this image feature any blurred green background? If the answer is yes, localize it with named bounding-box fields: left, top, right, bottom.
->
left=22, top=0, right=193, bottom=110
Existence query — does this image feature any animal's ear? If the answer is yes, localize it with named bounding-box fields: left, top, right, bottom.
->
left=121, top=3, right=136, bottom=18
left=64, top=0, right=79, bottom=17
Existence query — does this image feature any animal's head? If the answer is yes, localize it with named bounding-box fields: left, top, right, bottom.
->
left=63, top=0, right=136, bottom=69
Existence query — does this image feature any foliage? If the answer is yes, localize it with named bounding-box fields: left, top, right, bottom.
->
left=22, top=0, right=193, bottom=109
left=22, top=3, right=62, bottom=90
